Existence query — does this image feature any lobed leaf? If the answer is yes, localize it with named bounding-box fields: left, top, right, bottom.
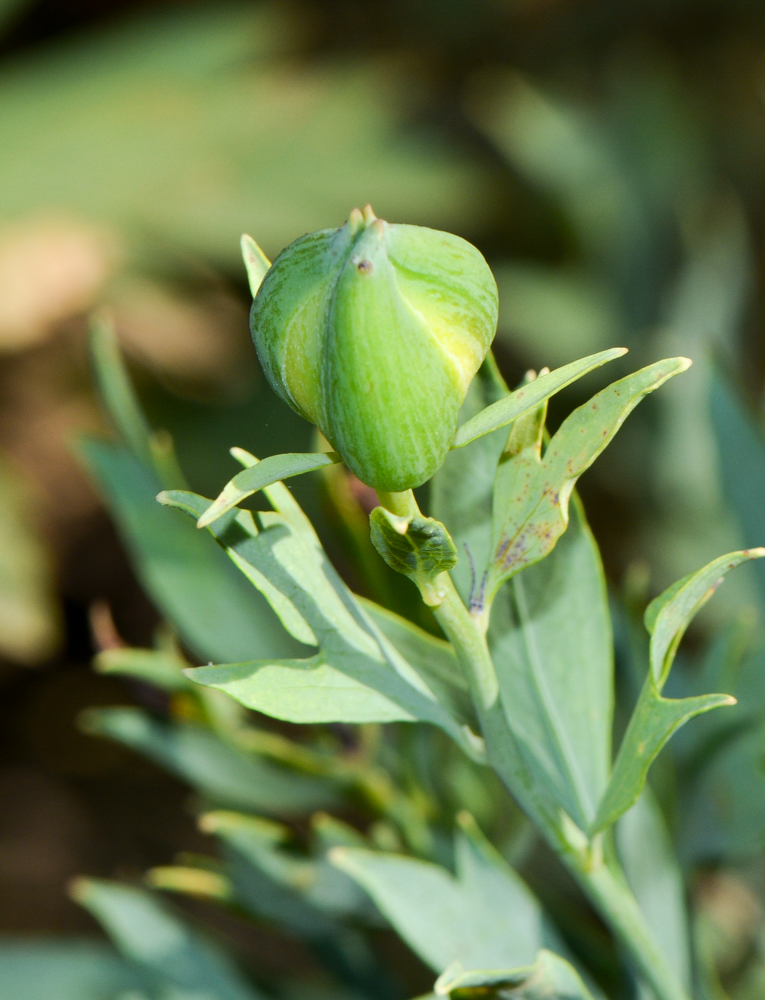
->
left=485, top=357, right=690, bottom=602
left=452, top=347, right=627, bottom=449
left=592, top=550, right=765, bottom=832
left=197, top=451, right=341, bottom=528
left=645, top=548, right=765, bottom=688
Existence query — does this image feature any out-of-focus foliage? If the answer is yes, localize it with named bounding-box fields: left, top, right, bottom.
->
left=3, top=2, right=765, bottom=999
left=0, top=453, right=60, bottom=662
left=0, top=2, right=493, bottom=267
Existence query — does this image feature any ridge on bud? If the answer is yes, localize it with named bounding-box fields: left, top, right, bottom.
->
left=249, top=206, right=498, bottom=491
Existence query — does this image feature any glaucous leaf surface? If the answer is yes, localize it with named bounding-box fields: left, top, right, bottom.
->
left=71, top=878, right=264, bottom=1000
left=359, top=597, right=475, bottom=729
left=201, top=811, right=376, bottom=936
left=674, top=629, right=765, bottom=863
left=485, top=358, right=690, bottom=603
left=198, top=452, right=340, bottom=528
left=593, top=550, right=764, bottom=832
left=166, top=491, right=479, bottom=751
left=617, top=789, right=691, bottom=997
left=82, top=706, right=339, bottom=815
left=78, top=439, right=302, bottom=663
left=452, top=347, right=626, bottom=449
left=0, top=940, right=141, bottom=1000
left=331, top=814, right=551, bottom=974
left=487, top=497, right=612, bottom=831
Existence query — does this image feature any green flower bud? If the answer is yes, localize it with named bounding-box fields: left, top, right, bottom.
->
left=250, top=206, right=498, bottom=491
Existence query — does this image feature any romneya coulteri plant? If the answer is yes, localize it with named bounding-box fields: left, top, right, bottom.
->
left=74, top=208, right=764, bottom=1000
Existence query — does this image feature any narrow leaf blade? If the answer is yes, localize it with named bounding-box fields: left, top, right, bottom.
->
left=70, top=878, right=263, bottom=1000
left=81, top=706, right=339, bottom=815
left=197, top=451, right=340, bottom=528
left=78, top=439, right=300, bottom=663
left=488, top=498, right=612, bottom=830
left=187, top=656, right=417, bottom=723
left=488, top=357, right=691, bottom=595
left=452, top=347, right=627, bottom=449
left=646, top=548, right=765, bottom=687
left=592, top=686, right=734, bottom=833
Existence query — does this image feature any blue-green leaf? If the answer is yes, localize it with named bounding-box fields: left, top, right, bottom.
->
left=200, top=810, right=376, bottom=935
left=485, top=358, right=690, bottom=603
left=77, top=439, right=301, bottom=663
left=81, top=706, right=339, bottom=815
left=163, top=491, right=479, bottom=751
left=616, top=789, right=691, bottom=997
left=710, top=370, right=765, bottom=608
left=0, top=939, right=142, bottom=1000
left=197, top=452, right=341, bottom=528
left=645, top=549, right=765, bottom=688
left=70, top=878, right=264, bottom=1000
left=359, top=598, right=475, bottom=729
left=331, top=813, right=552, bottom=974
left=452, top=348, right=627, bottom=449
left=487, top=498, right=612, bottom=832
left=592, top=550, right=765, bottom=832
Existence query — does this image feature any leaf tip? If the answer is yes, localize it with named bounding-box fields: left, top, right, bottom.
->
left=196, top=507, right=217, bottom=529
left=67, top=875, right=90, bottom=904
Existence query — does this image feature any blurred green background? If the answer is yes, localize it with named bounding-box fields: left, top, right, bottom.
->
left=3, top=0, right=765, bottom=988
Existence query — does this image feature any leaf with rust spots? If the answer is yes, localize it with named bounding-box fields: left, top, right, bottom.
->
left=483, top=358, right=690, bottom=607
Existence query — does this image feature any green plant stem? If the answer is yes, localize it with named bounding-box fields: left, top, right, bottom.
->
left=433, top=574, right=499, bottom=708
left=574, top=860, right=689, bottom=1000
left=389, top=492, right=689, bottom=1000
left=376, top=489, right=420, bottom=518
